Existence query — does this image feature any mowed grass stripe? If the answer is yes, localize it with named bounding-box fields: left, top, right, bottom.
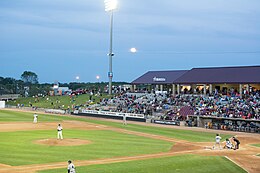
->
left=0, top=129, right=172, bottom=166
left=249, top=143, right=260, bottom=156
left=0, top=110, right=232, bottom=142
left=70, top=116, right=232, bottom=142
left=0, top=110, right=64, bottom=122
left=38, top=154, right=246, bottom=173
left=252, top=144, right=260, bottom=147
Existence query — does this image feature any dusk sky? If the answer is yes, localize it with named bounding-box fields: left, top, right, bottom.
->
left=1, top=0, right=260, bottom=83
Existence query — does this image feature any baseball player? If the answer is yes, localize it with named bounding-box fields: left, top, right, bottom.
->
left=213, top=134, right=222, bottom=150
left=232, top=136, right=240, bottom=150
left=224, top=138, right=233, bottom=149
left=67, top=160, right=76, bottom=173
left=57, top=124, right=63, bottom=140
left=123, top=114, right=127, bottom=125
left=33, top=113, right=38, bottom=123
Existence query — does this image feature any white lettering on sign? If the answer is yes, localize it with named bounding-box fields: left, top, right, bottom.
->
left=80, top=109, right=145, bottom=119
left=153, top=77, right=166, bottom=82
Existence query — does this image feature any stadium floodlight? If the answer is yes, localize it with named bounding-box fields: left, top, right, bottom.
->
left=104, top=0, right=118, bottom=12
left=104, top=0, right=118, bottom=95
left=96, top=75, right=100, bottom=82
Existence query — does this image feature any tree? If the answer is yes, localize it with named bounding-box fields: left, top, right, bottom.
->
left=0, top=77, right=17, bottom=94
left=21, top=71, right=38, bottom=84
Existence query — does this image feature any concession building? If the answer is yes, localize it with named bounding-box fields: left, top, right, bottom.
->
left=131, top=66, right=260, bottom=96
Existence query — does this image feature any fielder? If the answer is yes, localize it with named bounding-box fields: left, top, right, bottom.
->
left=57, top=124, right=63, bottom=140
left=123, top=114, right=127, bottom=125
left=33, top=113, right=38, bottom=123
left=67, top=160, right=76, bottom=173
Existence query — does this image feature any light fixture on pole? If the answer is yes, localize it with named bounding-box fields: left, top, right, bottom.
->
left=96, top=75, right=100, bottom=82
left=96, top=75, right=100, bottom=93
left=75, top=76, right=80, bottom=82
left=104, top=0, right=118, bottom=95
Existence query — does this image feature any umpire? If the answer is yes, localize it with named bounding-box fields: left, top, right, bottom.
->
left=232, top=136, right=240, bottom=150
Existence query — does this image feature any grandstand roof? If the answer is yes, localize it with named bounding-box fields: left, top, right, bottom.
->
left=131, top=70, right=188, bottom=84
left=174, top=66, right=260, bottom=84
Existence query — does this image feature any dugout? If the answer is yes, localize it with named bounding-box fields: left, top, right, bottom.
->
left=187, top=115, right=260, bottom=133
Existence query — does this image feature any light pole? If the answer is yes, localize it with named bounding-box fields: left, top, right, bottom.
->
left=104, top=0, right=118, bottom=95
left=96, top=75, right=100, bottom=93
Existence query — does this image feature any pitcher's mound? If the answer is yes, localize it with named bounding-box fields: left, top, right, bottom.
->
left=34, top=138, right=91, bottom=146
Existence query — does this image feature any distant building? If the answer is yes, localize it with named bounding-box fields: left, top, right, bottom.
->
left=0, top=94, right=19, bottom=101
left=0, top=101, right=5, bottom=108
left=50, top=82, right=71, bottom=96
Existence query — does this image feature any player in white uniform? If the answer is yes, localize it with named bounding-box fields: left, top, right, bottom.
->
left=57, top=124, right=63, bottom=140
left=67, top=160, right=76, bottom=173
left=213, top=134, right=222, bottom=150
left=33, top=113, right=38, bottom=123
left=123, top=114, right=127, bottom=125
left=224, top=138, right=233, bottom=149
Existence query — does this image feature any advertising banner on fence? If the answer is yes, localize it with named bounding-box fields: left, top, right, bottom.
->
left=154, top=120, right=180, bottom=126
left=80, top=109, right=145, bottom=119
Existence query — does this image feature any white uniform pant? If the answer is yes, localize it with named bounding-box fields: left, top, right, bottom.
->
left=57, top=131, right=63, bottom=139
left=123, top=116, right=127, bottom=125
left=33, top=118, right=37, bottom=123
left=213, top=142, right=222, bottom=149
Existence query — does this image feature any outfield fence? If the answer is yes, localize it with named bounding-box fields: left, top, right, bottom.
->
left=73, top=109, right=146, bottom=122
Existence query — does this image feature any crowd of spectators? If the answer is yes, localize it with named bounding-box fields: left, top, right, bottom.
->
left=98, top=90, right=260, bottom=121
left=193, top=94, right=260, bottom=120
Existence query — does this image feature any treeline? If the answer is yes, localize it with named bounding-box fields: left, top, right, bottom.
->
left=0, top=77, right=50, bottom=96
left=0, top=71, right=129, bottom=96
left=59, top=82, right=128, bottom=92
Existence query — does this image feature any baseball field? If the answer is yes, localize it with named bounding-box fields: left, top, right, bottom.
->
left=0, top=109, right=259, bottom=173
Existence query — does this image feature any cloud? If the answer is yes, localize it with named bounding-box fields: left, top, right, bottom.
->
left=0, top=0, right=259, bottom=83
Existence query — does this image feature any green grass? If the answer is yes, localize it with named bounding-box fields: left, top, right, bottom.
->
left=0, top=110, right=232, bottom=142
left=0, top=110, right=64, bottom=122
left=252, top=144, right=260, bottom=147
left=38, top=155, right=246, bottom=173
left=119, top=123, right=231, bottom=142
left=6, top=94, right=111, bottom=109
left=251, top=144, right=260, bottom=156
left=0, top=129, right=172, bottom=166
left=0, top=110, right=243, bottom=172
left=73, top=115, right=232, bottom=142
